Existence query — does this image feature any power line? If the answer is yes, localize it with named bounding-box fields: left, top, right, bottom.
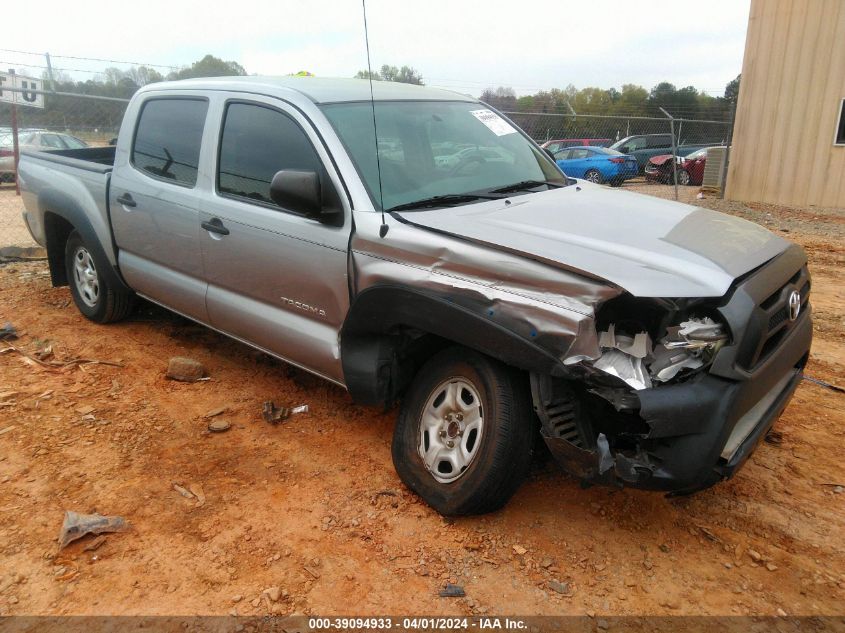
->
left=0, top=48, right=179, bottom=69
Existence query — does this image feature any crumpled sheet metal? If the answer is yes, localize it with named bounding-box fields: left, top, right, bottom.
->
left=57, top=511, right=128, bottom=549
left=351, top=219, right=621, bottom=365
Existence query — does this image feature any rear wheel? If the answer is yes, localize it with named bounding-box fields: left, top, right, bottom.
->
left=677, top=169, right=691, bottom=186
left=65, top=230, right=134, bottom=323
left=391, top=347, right=534, bottom=516
left=584, top=169, right=603, bottom=184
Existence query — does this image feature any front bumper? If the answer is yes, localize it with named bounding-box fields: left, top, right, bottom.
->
left=541, top=245, right=813, bottom=493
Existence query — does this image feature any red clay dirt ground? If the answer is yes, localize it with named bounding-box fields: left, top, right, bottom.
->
left=0, top=187, right=843, bottom=618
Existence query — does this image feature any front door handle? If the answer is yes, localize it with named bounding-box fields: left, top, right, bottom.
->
left=116, top=193, right=136, bottom=208
left=201, top=218, right=230, bottom=236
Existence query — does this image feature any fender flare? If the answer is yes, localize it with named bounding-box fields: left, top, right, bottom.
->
left=39, top=190, right=130, bottom=293
left=340, top=285, right=565, bottom=405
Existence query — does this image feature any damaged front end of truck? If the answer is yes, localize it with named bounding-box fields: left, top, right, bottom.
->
left=534, top=246, right=813, bottom=494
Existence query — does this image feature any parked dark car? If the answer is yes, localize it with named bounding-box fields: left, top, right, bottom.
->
left=645, top=146, right=724, bottom=186
left=609, top=134, right=713, bottom=172
left=541, top=138, right=612, bottom=153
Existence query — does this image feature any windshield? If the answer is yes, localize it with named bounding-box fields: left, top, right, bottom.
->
left=321, top=101, right=566, bottom=211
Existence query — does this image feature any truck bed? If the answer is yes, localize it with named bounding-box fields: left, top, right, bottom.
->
left=18, top=145, right=118, bottom=267
left=20, top=146, right=116, bottom=173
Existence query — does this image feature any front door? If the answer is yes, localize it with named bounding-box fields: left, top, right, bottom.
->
left=198, top=97, right=352, bottom=383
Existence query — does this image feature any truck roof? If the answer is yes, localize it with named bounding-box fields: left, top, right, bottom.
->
left=138, top=76, right=476, bottom=104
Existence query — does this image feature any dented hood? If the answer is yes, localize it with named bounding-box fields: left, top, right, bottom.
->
left=393, top=184, right=790, bottom=297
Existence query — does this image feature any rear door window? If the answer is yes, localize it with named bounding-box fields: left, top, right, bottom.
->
left=217, top=102, right=322, bottom=208
left=625, top=137, right=647, bottom=151
left=132, top=98, right=208, bottom=187
left=647, top=134, right=672, bottom=148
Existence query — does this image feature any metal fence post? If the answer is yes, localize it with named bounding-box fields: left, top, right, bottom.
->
left=659, top=107, right=679, bottom=201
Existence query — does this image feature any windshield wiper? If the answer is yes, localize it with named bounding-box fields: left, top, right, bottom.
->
left=386, top=193, right=503, bottom=213
left=489, top=180, right=565, bottom=194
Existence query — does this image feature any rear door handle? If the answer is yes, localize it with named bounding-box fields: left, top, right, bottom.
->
left=201, top=218, right=230, bottom=236
left=116, top=193, right=136, bottom=208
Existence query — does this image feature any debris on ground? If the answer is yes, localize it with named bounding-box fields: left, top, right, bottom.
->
left=548, top=580, right=572, bottom=595
left=188, top=484, right=206, bottom=506
left=0, top=343, right=123, bottom=371
left=172, top=483, right=194, bottom=499
left=204, top=406, right=227, bottom=418
left=82, top=536, right=108, bottom=552
left=166, top=357, right=206, bottom=382
left=802, top=375, right=845, bottom=394
left=57, top=511, right=128, bottom=549
left=439, top=583, right=465, bottom=598
left=0, top=246, right=47, bottom=262
left=207, top=418, right=231, bottom=433
left=765, top=430, right=784, bottom=445
left=262, top=401, right=308, bottom=425
left=0, top=323, right=18, bottom=340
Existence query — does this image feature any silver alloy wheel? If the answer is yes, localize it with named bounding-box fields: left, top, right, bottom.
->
left=418, top=378, right=484, bottom=484
left=585, top=170, right=601, bottom=183
left=72, top=246, right=99, bottom=308
left=678, top=169, right=690, bottom=185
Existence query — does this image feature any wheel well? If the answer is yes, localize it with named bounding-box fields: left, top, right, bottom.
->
left=43, top=212, right=75, bottom=287
left=340, top=286, right=565, bottom=407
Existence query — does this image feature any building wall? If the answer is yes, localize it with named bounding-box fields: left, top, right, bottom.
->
left=726, top=0, right=845, bottom=208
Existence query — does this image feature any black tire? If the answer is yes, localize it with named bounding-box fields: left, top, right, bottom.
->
left=609, top=178, right=623, bottom=187
left=391, top=347, right=534, bottom=516
left=584, top=169, right=603, bottom=184
left=64, top=230, right=134, bottom=323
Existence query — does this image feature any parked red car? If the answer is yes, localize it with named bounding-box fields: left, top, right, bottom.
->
left=540, top=138, right=612, bottom=153
left=644, top=146, right=723, bottom=186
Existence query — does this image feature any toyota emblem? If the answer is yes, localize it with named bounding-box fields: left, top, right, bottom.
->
left=788, top=290, right=801, bottom=322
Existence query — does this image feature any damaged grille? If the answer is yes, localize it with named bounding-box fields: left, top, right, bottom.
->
left=744, top=266, right=810, bottom=369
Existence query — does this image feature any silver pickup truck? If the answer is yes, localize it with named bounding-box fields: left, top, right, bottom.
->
left=18, top=77, right=812, bottom=516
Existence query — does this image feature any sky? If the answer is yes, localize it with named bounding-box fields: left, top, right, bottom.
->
left=4, top=0, right=751, bottom=98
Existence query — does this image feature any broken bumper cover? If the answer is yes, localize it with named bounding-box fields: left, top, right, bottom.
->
left=543, top=303, right=812, bottom=494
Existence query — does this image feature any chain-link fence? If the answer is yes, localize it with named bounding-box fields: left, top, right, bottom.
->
left=0, top=82, right=734, bottom=249
left=1, top=88, right=129, bottom=247
left=502, top=109, right=734, bottom=199
left=505, top=111, right=732, bottom=147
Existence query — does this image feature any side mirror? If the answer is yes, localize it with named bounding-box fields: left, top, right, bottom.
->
left=270, top=170, right=322, bottom=218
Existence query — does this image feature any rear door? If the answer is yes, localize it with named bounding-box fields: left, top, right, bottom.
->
left=563, top=148, right=591, bottom=177
left=197, top=96, right=352, bottom=383
left=110, top=95, right=210, bottom=322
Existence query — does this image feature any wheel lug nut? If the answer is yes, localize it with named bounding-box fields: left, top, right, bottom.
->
left=446, top=440, right=454, bottom=448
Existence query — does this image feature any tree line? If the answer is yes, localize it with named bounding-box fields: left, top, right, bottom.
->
left=481, top=75, right=740, bottom=120
left=1, top=53, right=739, bottom=132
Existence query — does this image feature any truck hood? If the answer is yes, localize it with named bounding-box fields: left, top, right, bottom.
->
left=393, top=183, right=790, bottom=297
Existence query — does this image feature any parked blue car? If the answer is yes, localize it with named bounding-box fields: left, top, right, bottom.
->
left=554, top=146, right=639, bottom=186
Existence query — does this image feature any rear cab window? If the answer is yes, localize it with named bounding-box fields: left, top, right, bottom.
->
left=216, top=101, right=323, bottom=211
left=131, top=98, right=209, bottom=187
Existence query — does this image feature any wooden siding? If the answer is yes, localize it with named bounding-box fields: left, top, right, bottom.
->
left=726, top=0, right=845, bottom=208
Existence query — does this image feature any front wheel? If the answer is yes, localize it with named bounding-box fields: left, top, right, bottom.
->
left=584, top=169, right=603, bottom=184
left=392, top=347, right=534, bottom=516
left=677, top=169, right=691, bottom=186
left=65, top=230, right=134, bottom=323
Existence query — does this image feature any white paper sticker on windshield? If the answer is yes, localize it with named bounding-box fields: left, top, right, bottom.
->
left=470, top=109, right=517, bottom=136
